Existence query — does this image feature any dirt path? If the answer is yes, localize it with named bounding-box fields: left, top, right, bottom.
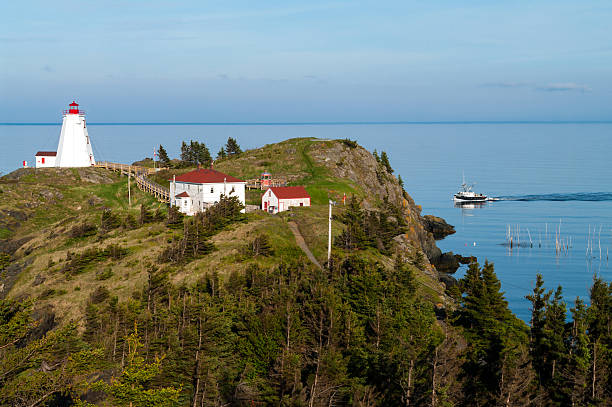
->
left=288, top=221, right=323, bottom=270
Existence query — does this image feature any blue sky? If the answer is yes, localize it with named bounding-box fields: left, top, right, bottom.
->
left=1, top=1, right=611, bottom=122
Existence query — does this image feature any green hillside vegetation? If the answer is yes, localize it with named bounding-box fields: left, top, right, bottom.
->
left=0, top=138, right=610, bottom=406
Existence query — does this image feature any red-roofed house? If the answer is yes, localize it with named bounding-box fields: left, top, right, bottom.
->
left=262, top=186, right=311, bottom=214
left=170, top=168, right=246, bottom=215
left=35, top=151, right=57, bottom=168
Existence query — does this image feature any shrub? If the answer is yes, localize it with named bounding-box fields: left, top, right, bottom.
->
left=123, top=213, right=138, bottom=229
left=95, top=268, right=114, bottom=281
left=90, top=286, right=110, bottom=304
left=340, top=138, right=358, bottom=148
left=139, top=204, right=154, bottom=225
left=243, top=234, right=274, bottom=257
left=69, top=222, right=97, bottom=238
left=100, top=209, right=121, bottom=234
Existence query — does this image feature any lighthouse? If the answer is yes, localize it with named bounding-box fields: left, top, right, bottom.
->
left=54, top=101, right=95, bottom=167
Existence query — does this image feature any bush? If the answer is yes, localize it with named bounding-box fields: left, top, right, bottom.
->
left=69, top=222, right=97, bottom=238
left=95, top=267, right=114, bottom=281
left=123, top=213, right=138, bottom=229
left=139, top=204, right=154, bottom=225
left=340, top=138, right=358, bottom=148
left=243, top=234, right=274, bottom=257
left=100, top=209, right=121, bottom=234
left=90, top=286, right=110, bottom=304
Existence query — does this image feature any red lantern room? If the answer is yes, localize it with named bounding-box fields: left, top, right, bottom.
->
left=261, top=171, right=272, bottom=190
left=63, top=101, right=84, bottom=116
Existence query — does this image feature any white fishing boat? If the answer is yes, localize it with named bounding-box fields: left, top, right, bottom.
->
left=453, top=175, right=489, bottom=203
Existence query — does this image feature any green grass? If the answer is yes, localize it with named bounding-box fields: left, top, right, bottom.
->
left=0, top=227, right=13, bottom=239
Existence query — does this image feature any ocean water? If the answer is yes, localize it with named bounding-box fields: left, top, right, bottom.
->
left=1, top=122, right=611, bottom=321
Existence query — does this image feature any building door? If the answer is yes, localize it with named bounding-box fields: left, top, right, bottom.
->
left=264, top=201, right=268, bottom=211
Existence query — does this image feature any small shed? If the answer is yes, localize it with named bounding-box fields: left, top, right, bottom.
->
left=262, top=186, right=311, bottom=214
left=35, top=151, right=57, bottom=168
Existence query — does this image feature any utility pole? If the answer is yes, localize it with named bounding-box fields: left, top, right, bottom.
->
left=128, top=165, right=131, bottom=207
left=328, top=200, right=333, bottom=267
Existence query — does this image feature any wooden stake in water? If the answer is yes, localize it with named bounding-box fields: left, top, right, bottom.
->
left=527, top=228, right=533, bottom=247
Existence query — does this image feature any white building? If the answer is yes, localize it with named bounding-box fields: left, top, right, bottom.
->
left=262, top=186, right=311, bottom=214
left=170, top=168, right=246, bottom=216
left=35, top=151, right=57, bottom=168
left=54, top=101, right=95, bottom=167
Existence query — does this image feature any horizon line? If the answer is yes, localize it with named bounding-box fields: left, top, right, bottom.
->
left=2, top=120, right=612, bottom=126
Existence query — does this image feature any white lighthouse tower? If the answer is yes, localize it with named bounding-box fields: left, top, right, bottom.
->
left=55, top=101, right=95, bottom=167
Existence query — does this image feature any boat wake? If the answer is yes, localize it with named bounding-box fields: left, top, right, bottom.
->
left=495, top=192, right=612, bottom=202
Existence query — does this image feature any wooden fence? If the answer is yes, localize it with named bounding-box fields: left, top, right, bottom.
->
left=95, top=161, right=170, bottom=203
left=245, top=178, right=288, bottom=190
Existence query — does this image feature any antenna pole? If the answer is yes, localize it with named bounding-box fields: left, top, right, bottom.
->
left=128, top=166, right=131, bottom=207
left=328, top=200, right=333, bottom=267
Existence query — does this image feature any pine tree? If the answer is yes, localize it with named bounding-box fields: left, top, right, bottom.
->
left=217, top=146, right=226, bottom=160
left=526, top=273, right=551, bottom=383
left=92, top=324, right=181, bottom=406
left=562, top=298, right=591, bottom=406
left=157, top=144, right=171, bottom=167
left=166, top=206, right=183, bottom=229
left=586, top=277, right=611, bottom=402
left=195, top=142, right=212, bottom=167
left=380, top=151, right=393, bottom=173
left=544, top=285, right=567, bottom=395
left=373, top=149, right=381, bottom=164
left=225, top=137, right=242, bottom=156
left=100, top=209, right=121, bottom=234
left=139, top=204, right=153, bottom=225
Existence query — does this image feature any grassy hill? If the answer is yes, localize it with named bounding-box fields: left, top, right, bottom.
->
left=0, top=138, right=448, bottom=328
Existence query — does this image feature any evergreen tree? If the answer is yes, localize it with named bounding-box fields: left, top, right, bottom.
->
left=563, top=298, right=591, bottom=406
left=526, top=273, right=551, bottom=384
left=373, top=149, right=381, bottom=164
left=586, top=277, right=611, bottom=402
left=380, top=151, right=393, bottom=173
left=157, top=144, right=171, bottom=167
left=225, top=137, right=242, bottom=155
left=139, top=204, right=153, bottom=225
left=217, top=146, right=227, bottom=160
left=180, top=140, right=211, bottom=167
left=92, top=324, right=181, bottom=406
left=100, top=209, right=121, bottom=234
left=166, top=206, right=183, bottom=229
left=334, top=195, right=367, bottom=250
left=543, top=285, right=567, bottom=396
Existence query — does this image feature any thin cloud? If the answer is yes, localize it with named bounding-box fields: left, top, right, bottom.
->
left=482, top=82, right=530, bottom=88
left=536, top=82, right=591, bottom=92
left=481, top=81, right=592, bottom=92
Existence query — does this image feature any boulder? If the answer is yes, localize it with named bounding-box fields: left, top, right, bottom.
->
left=422, top=215, right=455, bottom=240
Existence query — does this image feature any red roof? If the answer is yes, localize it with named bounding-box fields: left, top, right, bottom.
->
left=269, top=186, right=310, bottom=200
left=171, top=168, right=244, bottom=184
left=175, top=191, right=190, bottom=198
left=35, top=151, right=57, bottom=157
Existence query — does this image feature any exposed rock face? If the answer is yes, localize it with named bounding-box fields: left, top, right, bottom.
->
left=422, top=215, right=455, bottom=240
left=309, top=140, right=459, bottom=274
left=0, top=259, right=33, bottom=299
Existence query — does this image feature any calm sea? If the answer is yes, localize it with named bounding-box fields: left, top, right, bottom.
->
left=1, top=122, right=611, bottom=321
